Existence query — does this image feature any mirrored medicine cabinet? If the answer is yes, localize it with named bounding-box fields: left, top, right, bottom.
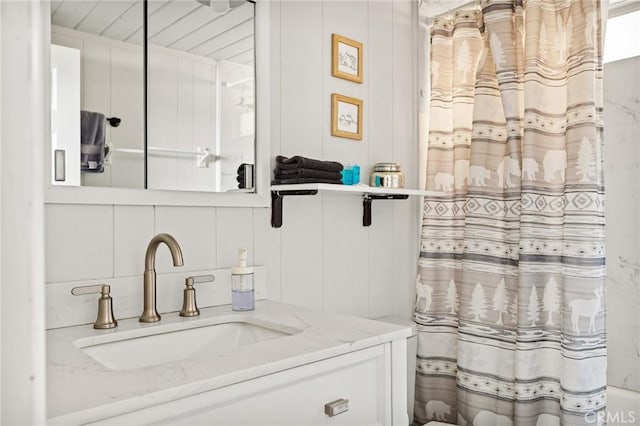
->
left=47, top=0, right=269, bottom=207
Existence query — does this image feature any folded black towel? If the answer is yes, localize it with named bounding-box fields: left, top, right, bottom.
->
left=272, top=178, right=343, bottom=185
left=80, top=110, right=106, bottom=173
left=274, top=168, right=342, bottom=181
left=276, top=155, right=343, bottom=172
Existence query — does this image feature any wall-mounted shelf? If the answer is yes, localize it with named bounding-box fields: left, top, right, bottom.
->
left=270, top=184, right=442, bottom=228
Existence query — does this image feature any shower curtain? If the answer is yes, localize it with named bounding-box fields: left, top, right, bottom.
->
left=414, top=1, right=606, bottom=425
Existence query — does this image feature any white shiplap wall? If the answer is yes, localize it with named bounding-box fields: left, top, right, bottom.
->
left=45, top=0, right=420, bottom=328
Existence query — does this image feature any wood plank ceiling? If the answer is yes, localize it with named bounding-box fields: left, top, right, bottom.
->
left=50, top=0, right=254, bottom=66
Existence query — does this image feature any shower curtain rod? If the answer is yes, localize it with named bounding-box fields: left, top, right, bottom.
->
left=419, top=0, right=480, bottom=26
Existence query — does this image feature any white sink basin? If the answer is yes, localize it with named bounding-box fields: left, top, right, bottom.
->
left=73, top=318, right=300, bottom=371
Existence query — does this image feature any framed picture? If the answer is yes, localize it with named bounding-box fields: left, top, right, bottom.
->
left=331, top=93, right=362, bottom=140
left=331, top=34, right=363, bottom=83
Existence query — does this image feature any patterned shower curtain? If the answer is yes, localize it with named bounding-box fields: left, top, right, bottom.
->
left=414, top=1, right=606, bottom=425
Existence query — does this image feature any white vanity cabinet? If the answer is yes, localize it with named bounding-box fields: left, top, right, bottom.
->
left=47, top=302, right=410, bottom=426
left=87, top=343, right=407, bottom=426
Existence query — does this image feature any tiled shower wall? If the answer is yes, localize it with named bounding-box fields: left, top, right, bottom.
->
left=604, top=55, right=640, bottom=392
left=45, top=0, right=421, bottom=328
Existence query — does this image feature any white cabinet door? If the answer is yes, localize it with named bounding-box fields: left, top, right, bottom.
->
left=50, top=44, right=81, bottom=186
left=90, top=345, right=391, bottom=426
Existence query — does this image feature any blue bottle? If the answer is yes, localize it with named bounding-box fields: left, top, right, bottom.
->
left=352, top=164, right=360, bottom=184
left=341, top=166, right=353, bottom=185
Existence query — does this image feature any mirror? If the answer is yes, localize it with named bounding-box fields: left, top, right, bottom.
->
left=50, top=0, right=145, bottom=188
left=49, top=0, right=256, bottom=193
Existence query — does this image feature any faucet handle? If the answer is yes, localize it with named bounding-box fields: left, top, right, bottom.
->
left=186, top=275, right=215, bottom=286
left=180, top=275, right=215, bottom=317
left=71, top=284, right=118, bottom=329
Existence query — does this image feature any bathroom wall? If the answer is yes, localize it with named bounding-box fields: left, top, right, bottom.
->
left=604, top=55, right=640, bottom=393
left=44, top=0, right=420, bottom=328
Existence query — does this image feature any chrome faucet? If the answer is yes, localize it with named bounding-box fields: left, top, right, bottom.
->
left=140, top=233, right=184, bottom=323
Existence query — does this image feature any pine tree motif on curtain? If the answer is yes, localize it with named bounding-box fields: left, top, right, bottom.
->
left=414, top=1, right=606, bottom=425
left=493, top=278, right=508, bottom=325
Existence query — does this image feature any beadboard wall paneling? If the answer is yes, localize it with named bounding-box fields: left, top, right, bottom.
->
left=45, top=0, right=420, bottom=328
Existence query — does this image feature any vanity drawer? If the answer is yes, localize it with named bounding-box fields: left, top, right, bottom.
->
left=91, top=344, right=390, bottom=425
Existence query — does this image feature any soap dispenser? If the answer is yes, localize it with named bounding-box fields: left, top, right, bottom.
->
left=231, top=248, right=255, bottom=311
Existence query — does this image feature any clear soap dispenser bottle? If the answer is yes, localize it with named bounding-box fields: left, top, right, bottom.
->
left=231, top=248, right=255, bottom=311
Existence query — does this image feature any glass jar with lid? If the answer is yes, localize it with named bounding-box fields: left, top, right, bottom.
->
left=370, top=162, right=405, bottom=188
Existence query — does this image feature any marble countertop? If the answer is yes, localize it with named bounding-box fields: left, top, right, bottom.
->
left=47, top=300, right=411, bottom=425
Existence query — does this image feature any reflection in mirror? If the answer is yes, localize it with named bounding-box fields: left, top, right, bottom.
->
left=50, top=0, right=145, bottom=189
left=147, top=0, right=255, bottom=193
left=50, top=0, right=256, bottom=194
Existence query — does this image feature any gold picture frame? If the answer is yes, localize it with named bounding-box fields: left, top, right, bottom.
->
left=331, top=34, right=363, bottom=84
left=331, top=94, right=362, bottom=140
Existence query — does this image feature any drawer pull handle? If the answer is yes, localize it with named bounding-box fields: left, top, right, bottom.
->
left=324, top=399, right=349, bottom=417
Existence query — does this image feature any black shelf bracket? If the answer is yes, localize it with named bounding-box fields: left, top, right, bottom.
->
left=362, top=194, right=409, bottom=227
left=271, top=189, right=318, bottom=228
left=271, top=188, right=411, bottom=228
